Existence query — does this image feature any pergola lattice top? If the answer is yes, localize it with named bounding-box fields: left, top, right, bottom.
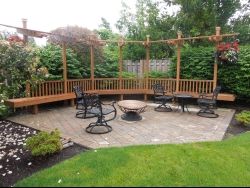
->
left=0, top=22, right=239, bottom=101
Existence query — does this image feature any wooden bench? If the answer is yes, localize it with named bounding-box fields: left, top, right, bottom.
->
left=5, top=90, right=236, bottom=114
left=5, top=93, right=76, bottom=114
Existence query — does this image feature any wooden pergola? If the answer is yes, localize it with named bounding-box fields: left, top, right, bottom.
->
left=1, top=20, right=238, bottom=113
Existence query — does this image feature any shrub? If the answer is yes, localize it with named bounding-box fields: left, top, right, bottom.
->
left=148, top=71, right=168, bottom=78
left=25, top=129, right=62, bottom=157
left=38, top=44, right=83, bottom=80
left=169, top=45, right=250, bottom=100
left=218, top=45, right=250, bottom=100
left=235, top=111, right=250, bottom=126
left=0, top=104, right=9, bottom=119
left=0, top=39, right=45, bottom=98
left=169, top=46, right=214, bottom=79
left=122, top=71, right=136, bottom=78
left=0, top=88, right=10, bottom=119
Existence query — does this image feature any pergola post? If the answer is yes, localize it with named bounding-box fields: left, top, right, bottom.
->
left=62, top=42, right=67, bottom=94
left=25, top=81, right=30, bottom=97
left=118, top=37, right=125, bottom=100
left=176, top=31, right=182, bottom=93
left=213, top=27, right=221, bottom=89
left=22, top=19, right=30, bottom=97
left=90, top=35, right=95, bottom=90
left=22, top=18, right=28, bottom=44
left=144, top=35, right=150, bottom=101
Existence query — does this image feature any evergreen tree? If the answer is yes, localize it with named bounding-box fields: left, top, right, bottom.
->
left=38, top=44, right=84, bottom=80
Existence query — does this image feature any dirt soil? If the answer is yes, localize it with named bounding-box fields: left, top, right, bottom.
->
left=224, top=116, right=250, bottom=139
left=0, top=120, right=88, bottom=187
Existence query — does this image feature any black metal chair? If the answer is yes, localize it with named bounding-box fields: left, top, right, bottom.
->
left=73, top=86, right=84, bottom=110
left=73, top=86, right=99, bottom=119
left=85, top=97, right=117, bottom=134
left=152, top=83, right=174, bottom=112
left=197, top=86, right=221, bottom=118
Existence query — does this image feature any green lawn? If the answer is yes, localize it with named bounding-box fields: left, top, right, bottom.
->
left=16, top=133, right=250, bottom=187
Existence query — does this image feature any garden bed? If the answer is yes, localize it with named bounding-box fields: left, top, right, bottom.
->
left=0, top=120, right=88, bottom=187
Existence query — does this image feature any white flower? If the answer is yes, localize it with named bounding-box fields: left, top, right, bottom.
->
left=7, top=171, right=12, bottom=174
left=58, top=179, right=62, bottom=184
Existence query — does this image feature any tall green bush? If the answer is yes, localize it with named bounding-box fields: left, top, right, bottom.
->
left=38, top=44, right=84, bottom=80
left=169, top=45, right=250, bottom=100
left=148, top=71, right=169, bottom=78
left=0, top=40, right=45, bottom=98
left=169, top=45, right=214, bottom=79
left=95, top=62, right=118, bottom=78
left=218, top=45, right=250, bottom=99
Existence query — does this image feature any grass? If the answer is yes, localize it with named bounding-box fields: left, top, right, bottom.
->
left=16, top=132, right=250, bottom=187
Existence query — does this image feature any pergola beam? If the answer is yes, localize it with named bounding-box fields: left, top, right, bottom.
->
left=0, top=23, right=239, bottom=45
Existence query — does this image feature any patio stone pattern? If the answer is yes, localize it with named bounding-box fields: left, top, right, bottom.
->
left=8, top=102, right=235, bottom=149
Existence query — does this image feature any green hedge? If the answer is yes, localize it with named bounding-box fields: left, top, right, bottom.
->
left=169, top=46, right=214, bottom=80
left=218, top=45, right=250, bottom=100
left=38, top=44, right=84, bottom=80
left=169, top=45, right=250, bottom=100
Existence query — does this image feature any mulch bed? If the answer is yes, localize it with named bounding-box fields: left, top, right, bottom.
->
left=0, top=120, right=88, bottom=187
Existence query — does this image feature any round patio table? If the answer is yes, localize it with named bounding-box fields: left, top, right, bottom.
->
left=174, top=94, right=193, bottom=112
left=117, top=100, right=147, bottom=121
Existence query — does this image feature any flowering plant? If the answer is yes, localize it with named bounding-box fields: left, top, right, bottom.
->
left=224, top=49, right=238, bottom=63
left=216, top=40, right=239, bottom=64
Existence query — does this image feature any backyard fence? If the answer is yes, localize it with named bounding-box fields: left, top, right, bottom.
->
left=123, top=59, right=172, bottom=77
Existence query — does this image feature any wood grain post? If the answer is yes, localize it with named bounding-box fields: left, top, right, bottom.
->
left=144, top=35, right=150, bottom=101
left=213, top=27, right=221, bottom=90
left=90, top=35, right=95, bottom=91
left=25, top=81, right=31, bottom=97
left=176, top=31, right=182, bottom=93
left=70, top=99, right=75, bottom=106
left=22, top=18, right=28, bottom=44
left=118, top=37, right=124, bottom=100
left=62, top=42, right=68, bottom=94
left=31, top=105, right=38, bottom=114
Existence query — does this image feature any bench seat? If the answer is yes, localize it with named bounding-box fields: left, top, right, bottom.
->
left=4, top=90, right=236, bottom=114
left=5, top=93, right=76, bottom=114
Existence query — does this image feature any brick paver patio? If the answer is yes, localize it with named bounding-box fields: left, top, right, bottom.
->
left=8, top=102, right=235, bottom=149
